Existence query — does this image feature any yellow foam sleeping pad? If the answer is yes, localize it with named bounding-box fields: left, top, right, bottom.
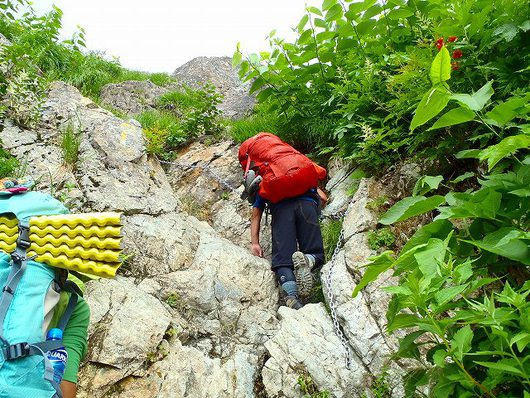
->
left=0, top=212, right=123, bottom=278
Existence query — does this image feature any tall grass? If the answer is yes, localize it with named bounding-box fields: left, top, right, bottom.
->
left=61, top=123, right=82, bottom=168
left=226, top=112, right=279, bottom=143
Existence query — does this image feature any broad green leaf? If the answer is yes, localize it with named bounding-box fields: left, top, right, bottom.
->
left=325, top=3, right=344, bottom=21
left=387, top=7, right=414, bottom=20
left=322, top=0, right=337, bottom=11
left=396, top=331, right=423, bottom=359
left=314, top=18, right=328, bottom=28
left=493, top=23, right=518, bottom=42
left=387, top=313, right=421, bottom=333
left=428, top=107, right=476, bottom=131
left=462, top=227, right=530, bottom=265
left=380, top=195, right=446, bottom=225
left=440, top=188, right=501, bottom=220
left=475, top=360, right=523, bottom=375
left=383, top=285, right=413, bottom=295
left=352, top=251, right=394, bottom=297
left=400, top=220, right=453, bottom=256
left=232, top=50, right=242, bottom=68
left=249, top=77, right=266, bottom=94
left=256, top=87, right=274, bottom=102
left=356, top=19, right=377, bottom=36
left=363, top=4, right=382, bottom=19
left=297, top=14, right=309, bottom=32
left=298, top=29, right=313, bottom=45
left=393, top=243, right=427, bottom=274
left=316, top=31, right=336, bottom=42
left=413, top=175, right=443, bottom=196
left=348, top=1, right=367, bottom=15
left=430, top=46, right=451, bottom=85
left=337, top=38, right=357, bottom=51
left=433, top=349, right=447, bottom=367
left=450, top=81, right=494, bottom=111
left=478, top=134, right=530, bottom=171
left=435, top=284, right=467, bottom=306
left=307, top=6, right=323, bottom=16
left=414, top=238, right=446, bottom=279
left=455, top=149, right=481, bottom=159
left=410, top=86, right=450, bottom=132
left=454, top=261, right=473, bottom=284
left=451, top=325, right=473, bottom=361
left=510, top=187, right=530, bottom=196
left=510, top=332, right=530, bottom=352
left=450, top=172, right=474, bottom=183
left=485, top=95, right=530, bottom=126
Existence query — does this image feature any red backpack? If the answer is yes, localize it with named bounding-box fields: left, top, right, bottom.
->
left=238, top=133, right=326, bottom=203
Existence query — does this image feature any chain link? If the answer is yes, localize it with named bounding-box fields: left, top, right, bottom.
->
left=159, top=159, right=239, bottom=192
left=161, top=157, right=353, bottom=367
left=323, top=202, right=354, bottom=369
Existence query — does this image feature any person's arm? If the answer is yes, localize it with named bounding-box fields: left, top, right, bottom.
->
left=61, top=297, right=90, bottom=398
left=317, top=187, right=328, bottom=208
left=251, top=206, right=264, bottom=257
left=61, top=380, right=77, bottom=398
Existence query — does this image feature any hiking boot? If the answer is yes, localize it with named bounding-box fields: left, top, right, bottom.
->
left=292, top=251, right=314, bottom=298
left=284, top=295, right=303, bottom=310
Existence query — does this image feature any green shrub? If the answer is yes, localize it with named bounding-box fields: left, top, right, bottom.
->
left=367, top=228, right=395, bottom=251
left=136, top=110, right=185, bottom=158
left=158, top=84, right=223, bottom=137
left=148, top=72, right=175, bottom=87
left=0, top=148, right=19, bottom=179
left=355, top=61, right=530, bottom=395
left=234, top=0, right=530, bottom=169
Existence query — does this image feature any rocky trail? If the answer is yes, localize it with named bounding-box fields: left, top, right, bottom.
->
left=0, top=58, right=424, bottom=397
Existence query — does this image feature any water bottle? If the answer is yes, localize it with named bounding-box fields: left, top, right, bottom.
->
left=46, top=328, right=68, bottom=383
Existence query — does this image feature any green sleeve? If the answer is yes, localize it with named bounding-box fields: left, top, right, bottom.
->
left=62, top=296, right=90, bottom=384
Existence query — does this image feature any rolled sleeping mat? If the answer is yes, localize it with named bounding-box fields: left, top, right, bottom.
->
left=30, top=212, right=122, bottom=229
left=0, top=212, right=124, bottom=278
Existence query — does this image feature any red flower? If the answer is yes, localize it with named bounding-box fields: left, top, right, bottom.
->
left=451, top=61, right=460, bottom=70
left=435, top=38, right=444, bottom=51
left=452, top=49, right=463, bottom=59
left=448, top=36, right=458, bottom=42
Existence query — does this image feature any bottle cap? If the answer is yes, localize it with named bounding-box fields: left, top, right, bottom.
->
left=46, top=328, right=63, bottom=340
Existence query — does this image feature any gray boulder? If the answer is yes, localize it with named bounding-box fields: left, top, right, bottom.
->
left=99, top=80, right=169, bottom=116
left=173, top=56, right=255, bottom=119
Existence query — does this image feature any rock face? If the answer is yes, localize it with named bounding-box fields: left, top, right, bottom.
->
left=99, top=80, right=169, bottom=116
left=0, top=81, right=407, bottom=397
left=165, top=140, right=272, bottom=258
left=173, top=56, right=255, bottom=119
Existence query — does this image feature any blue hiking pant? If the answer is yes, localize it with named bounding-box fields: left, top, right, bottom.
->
left=270, top=198, right=325, bottom=271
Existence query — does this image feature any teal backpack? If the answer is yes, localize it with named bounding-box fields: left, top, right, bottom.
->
left=0, top=191, right=81, bottom=398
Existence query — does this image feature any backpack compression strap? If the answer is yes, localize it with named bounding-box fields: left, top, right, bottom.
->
left=0, top=220, right=65, bottom=398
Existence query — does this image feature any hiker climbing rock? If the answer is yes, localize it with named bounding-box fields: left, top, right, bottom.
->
left=0, top=178, right=124, bottom=398
left=239, top=133, right=328, bottom=309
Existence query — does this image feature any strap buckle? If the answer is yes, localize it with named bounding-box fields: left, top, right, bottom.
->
left=4, top=342, right=31, bottom=360
left=16, top=224, right=31, bottom=250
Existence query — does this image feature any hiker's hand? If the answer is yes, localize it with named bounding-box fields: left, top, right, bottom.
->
left=251, top=243, right=263, bottom=257
left=317, top=188, right=328, bottom=208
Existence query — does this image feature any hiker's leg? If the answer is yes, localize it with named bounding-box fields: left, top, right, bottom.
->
left=274, top=266, right=297, bottom=295
left=271, top=201, right=297, bottom=269
left=295, top=200, right=325, bottom=269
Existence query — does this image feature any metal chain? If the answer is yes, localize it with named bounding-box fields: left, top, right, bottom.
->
left=159, top=159, right=239, bottom=192
left=161, top=156, right=353, bottom=367
left=323, top=202, right=354, bottom=369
